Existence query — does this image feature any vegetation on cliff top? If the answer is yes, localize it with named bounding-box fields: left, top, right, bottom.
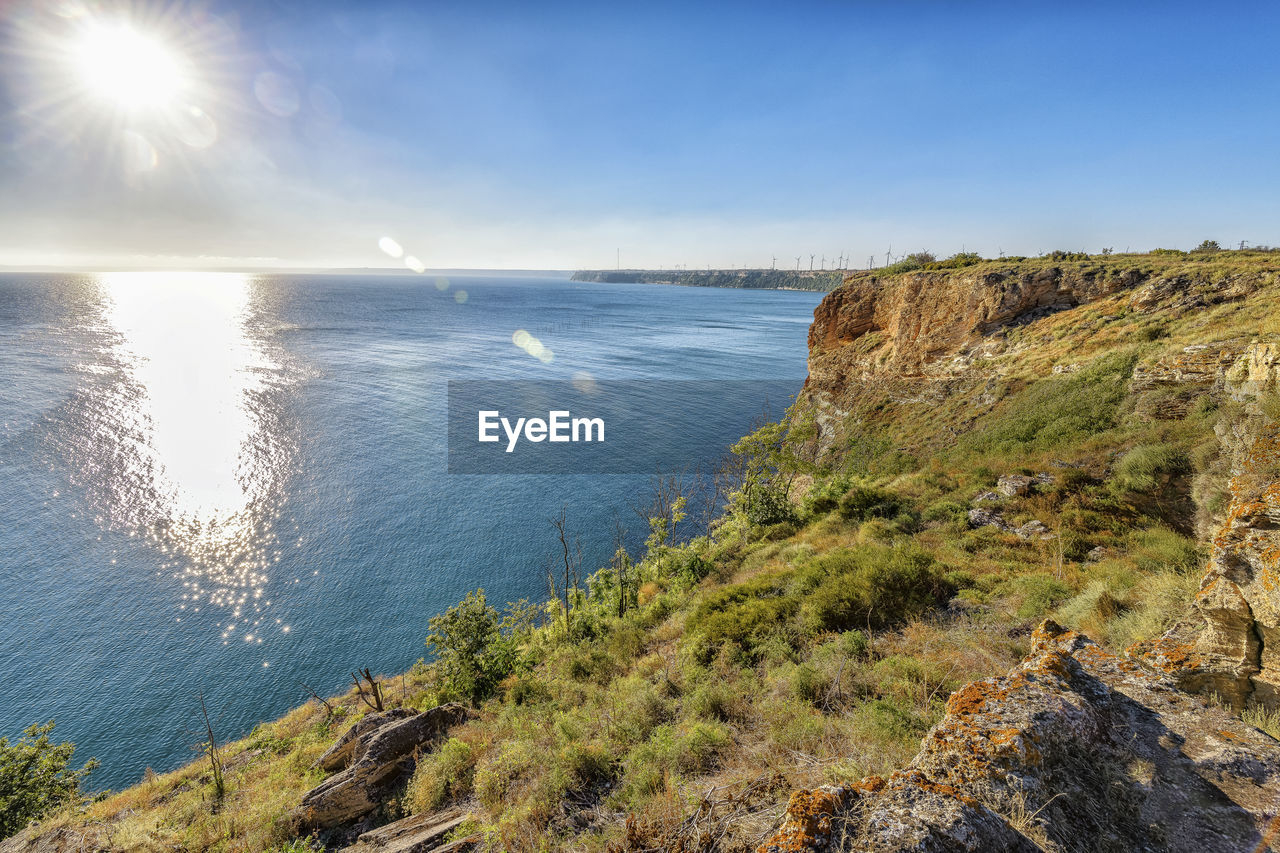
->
left=574, top=245, right=1280, bottom=293
left=6, top=256, right=1279, bottom=852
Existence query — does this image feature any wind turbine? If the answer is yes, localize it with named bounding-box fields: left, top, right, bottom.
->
left=795, top=256, right=801, bottom=271
left=809, top=254, right=815, bottom=271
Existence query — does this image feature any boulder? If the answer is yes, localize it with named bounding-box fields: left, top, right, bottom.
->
left=316, top=708, right=417, bottom=773
left=995, top=474, right=1035, bottom=498
left=292, top=704, right=469, bottom=832
left=339, top=807, right=475, bottom=853
left=967, top=507, right=1010, bottom=532
left=1012, top=519, right=1052, bottom=540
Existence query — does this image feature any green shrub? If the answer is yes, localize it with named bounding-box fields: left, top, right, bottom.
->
left=687, top=574, right=800, bottom=662
left=792, top=663, right=829, bottom=704
left=837, top=484, right=901, bottom=522
left=879, top=251, right=936, bottom=275
left=0, top=722, right=97, bottom=840
left=836, top=629, right=869, bottom=659
left=799, top=544, right=952, bottom=634
left=923, top=499, right=968, bottom=526
left=619, top=721, right=731, bottom=802
left=861, top=698, right=932, bottom=741
left=425, top=590, right=526, bottom=705
left=1130, top=527, right=1201, bottom=574
left=678, top=722, right=731, bottom=774
left=686, top=681, right=746, bottom=723
left=802, top=476, right=854, bottom=516
left=922, top=252, right=984, bottom=270
left=1007, top=573, right=1074, bottom=619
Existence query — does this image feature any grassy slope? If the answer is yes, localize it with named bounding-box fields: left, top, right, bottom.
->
left=14, top=253, right=1280, bottom=853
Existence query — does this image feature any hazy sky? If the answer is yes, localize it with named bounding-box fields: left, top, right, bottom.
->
left=1, top=0, right=1277, bottom=270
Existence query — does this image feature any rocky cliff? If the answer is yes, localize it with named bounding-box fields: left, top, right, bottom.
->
left=802, top=259, right=1269, bottom=452
left=1140, top=342, right=1280, bottom=709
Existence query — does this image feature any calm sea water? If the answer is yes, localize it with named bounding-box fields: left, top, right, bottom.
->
left=0, top=272, right=820, bottom=789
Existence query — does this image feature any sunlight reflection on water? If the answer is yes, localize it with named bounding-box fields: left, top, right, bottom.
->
left=82, top=272, right=297, bottom=638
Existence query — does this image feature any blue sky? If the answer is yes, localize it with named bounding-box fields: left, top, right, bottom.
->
left=1, top=0, right=1277, bottom=269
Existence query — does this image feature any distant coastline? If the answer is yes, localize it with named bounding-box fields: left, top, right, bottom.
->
left=572, top=268, right=845, bottom=291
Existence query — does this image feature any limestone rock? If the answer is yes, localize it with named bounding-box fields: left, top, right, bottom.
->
left=967, top=507, right=1010, bottom=532
left=759, top=621, right=1280, bottom=852
left=339, top=807, right=476, bottom=853
left=1012, top=519, right=1052, bottom=540
left=292, top=704, right=469, bottom=832
left=995, top=474, right=1035, bottom=497
left=1140, top=342, right=1280, bottom=709
left=316, top=708, right=417, bottom=773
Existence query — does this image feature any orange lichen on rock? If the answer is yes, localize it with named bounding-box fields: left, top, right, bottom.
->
left=759, top=619, right=1280, bottom=851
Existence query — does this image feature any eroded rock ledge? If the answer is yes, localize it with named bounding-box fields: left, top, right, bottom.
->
left=1140, top=342, right=1280, bottom=709
left=759, top=621, right=1280, bottom=853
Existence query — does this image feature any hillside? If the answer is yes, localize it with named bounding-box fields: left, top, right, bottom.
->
left=570, top=269, right=844, bottom=291
left=5, top=250, right=1280, bottom=852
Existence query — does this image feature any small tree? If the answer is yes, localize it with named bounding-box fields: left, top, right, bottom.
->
left=726, top=400, right=818, bottom=526
left=426, top=590, right=526, bottom=705
left=1192, top=239, right=1221, bottom=253
left=0, top=721, right=97, bottom=840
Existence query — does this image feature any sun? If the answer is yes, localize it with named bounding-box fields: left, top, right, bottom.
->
left=74, top=23, right=187, bottom=112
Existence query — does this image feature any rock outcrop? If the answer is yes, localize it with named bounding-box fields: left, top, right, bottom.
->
left=759, top=621, right=1280, bottom=853
left=1141, top=341, right=1280, bottom=709
left=291, top=704, right=469, bottom=832
left=339, top=807, right=477, bottom=853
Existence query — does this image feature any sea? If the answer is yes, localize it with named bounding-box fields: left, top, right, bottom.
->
left=0, top=271, right=821, bottom=790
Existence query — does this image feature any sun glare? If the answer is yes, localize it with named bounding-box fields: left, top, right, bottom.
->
left=75, top=23, right=186, bottom=111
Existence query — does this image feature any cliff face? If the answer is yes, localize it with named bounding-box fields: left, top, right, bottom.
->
left=1142, top=342, right=1280, bottom=708
left=762, top=621, right=1280, bottom=852
left=802, top=261, right=1267, bottom=451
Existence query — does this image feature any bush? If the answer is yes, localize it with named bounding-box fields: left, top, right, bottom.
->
left=686, top=681, right=746, bottom=723
left=1111, top=444, right=1191, bottom=494
left=0, top=722, right=97, bottom=840
left=799, top=544, right=952, bottom=634
left=790, top=663, right=829, bottom=704
left=687, top=572, right=800, bottom=663
left=837, top=484, right=901, bottom=523
left=802, top=476, right=854, bottom=516
left=879, top=251, right=936, bottom=275
left=425, top=590, right=525, bottom=705
left=922, top=252, right=984, bottom=270
left=922, top=499, right=968, bottom=526
left=1130, top=527, right=1201, bottom=575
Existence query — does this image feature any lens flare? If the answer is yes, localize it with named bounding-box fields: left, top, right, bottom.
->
left=75, top=23, right=186, bottom=111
